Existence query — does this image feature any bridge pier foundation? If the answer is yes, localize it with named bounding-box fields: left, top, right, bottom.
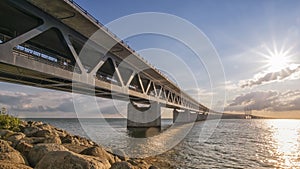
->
left=197, top=113, right=207, bottom=121
left=173, top=109, right=192, bottom=123
left=173, top=109, right=208, bottom=123
left=127, top=102, right=161, bottom=128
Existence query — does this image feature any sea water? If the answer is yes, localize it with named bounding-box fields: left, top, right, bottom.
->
left=26, top=118, right=300, bottom=168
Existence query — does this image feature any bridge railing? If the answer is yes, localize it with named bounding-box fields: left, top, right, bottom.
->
left=66, top=0, right=121, bottom=42
left=13, top=46, right=146, bottom=92
left=66, top=0, right=173, bottom=84
left=12, top=46, right=80, bottom=73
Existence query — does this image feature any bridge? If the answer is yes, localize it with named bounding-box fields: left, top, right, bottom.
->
left=0, top=0, right=209, bottom=128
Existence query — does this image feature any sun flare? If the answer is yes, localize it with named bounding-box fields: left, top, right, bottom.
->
left=257, top=42, right=295, bottom=72
left=267, top=54, right=290, bottom=72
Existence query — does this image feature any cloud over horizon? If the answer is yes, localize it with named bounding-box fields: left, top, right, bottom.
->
left=0, top=91, right=75, bottom=114
left=0, top=90, right=128, bottom=118
left=240, top=65, right=300, bottom=88
left=226, top=90, right=300, bottom=112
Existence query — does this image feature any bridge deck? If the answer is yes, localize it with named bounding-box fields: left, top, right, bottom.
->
left=0, top=0, right=209, bottom=113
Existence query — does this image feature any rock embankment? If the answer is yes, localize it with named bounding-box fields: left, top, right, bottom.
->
left=0, top=120, right=158, bottom=169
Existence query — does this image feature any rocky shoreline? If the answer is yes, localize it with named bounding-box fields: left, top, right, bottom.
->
left=0, top=119, right=167, bottom=169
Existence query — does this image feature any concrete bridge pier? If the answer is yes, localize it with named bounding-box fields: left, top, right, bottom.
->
left=127, top=101, right=161, bottom=128
left=197, top=113, right=207, bottom=121
left=173, top=109, right=196, bottom=123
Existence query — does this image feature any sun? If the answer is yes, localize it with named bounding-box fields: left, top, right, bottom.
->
left=267, top=54, right=290, bottom=72
left=258, top=42, right=294, bottom=72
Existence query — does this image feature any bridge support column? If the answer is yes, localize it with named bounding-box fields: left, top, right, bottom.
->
left=196, top=113, right=207, bottom=121
left=173, top=109, right=193, bottom=123
left=189, top=112, right=198, bottom=122
left=127, top=102, right=161, bottom=128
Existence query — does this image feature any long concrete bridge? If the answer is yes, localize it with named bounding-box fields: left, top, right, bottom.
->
left=0, top=0, right=209, bottom=128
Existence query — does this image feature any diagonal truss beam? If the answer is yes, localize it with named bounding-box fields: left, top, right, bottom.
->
left=0, top=0, right=208, bottom=113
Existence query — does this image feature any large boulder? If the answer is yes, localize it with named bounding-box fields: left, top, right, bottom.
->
left=6, top=132, right=26, bottom=142
left=20, top=137, right=45, bottom=145
left=35, top=123, right=52, bottom=131
left=61, top=134, right=95, bottom=146
left=22, top=126, right=40, bottom=137
left=15, top=141, right=33, bottom=158
left=32, top=124, right=62, bottom=144
left=35, top=151, right=111, bottom=169
left=6, top=132, right=26, bottom=147
left=20, top=136, right=61, bottom=145
left=112, top=149, right=129, bottom=161
left=0, top=160, right=32, bottom=169
left=62, top=143, right=90, bottom=154
left=127, top=159, right=151, bottom=169
left=61, top=135, right=80, bottom=144
left=110, top=162, right=133, bottom=169
left=43, top=135, right=62, bottom=144
left=80, top=146, right=116, bottom=164
left=76, top=136, right=96, bottom=146
left=27, top=143, right=68, bottom=167
left=27, top=121, right=43, bottom=126
left=53, top=128, right=68, bottom=138
left=0, top=129, right=15, bottom=138
left=30, top=129, right=52, bottom=137
left=0, top=139, right=27, bottom=164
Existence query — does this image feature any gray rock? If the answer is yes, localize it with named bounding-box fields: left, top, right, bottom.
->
left=110, top=162, right=133, bottom=169
left=35, top=151, right=111, bottom=169
left=128, top=159, right=151, bottom=169
left=30, top=129, right=52, bottom=137
left=23, top=126, right=40, bottom=137
left=43, top=135, right=62, bottom=144
left=54, top=129, right=67, bottom=138
left=61, top=135, right=80, bottom=144
left=19, top=120, right=28, bottom=126
left=127, top=159, right=138, bottom=166
left=77, top=136, right=95, bottom=146
left=20, top=137, right=45, bottom=145
left=62, top=143, right=90, bottom=154
left=27, top=121, right=43, bottom=126
left=27, top=143, right=68, bottom=167
left=80, top=146, right=116, bottom=164
left=15, top=141, right=33, bottom=158
left=0, top=129, right=15, bottom=138
left=112, top=149, right=128, bottom=161
left=0, top=160, right=32, bottom=169
left=36, top=123, right=52, bottom=131
left=61, top=134, right=94, bottom=146
left=0, top=139, right=27, bottom=165
left=6, top=132, right=25, bottom=141
left=114, top=156, right=122, bottom=163
left=6, top=132, right=26, bottom=147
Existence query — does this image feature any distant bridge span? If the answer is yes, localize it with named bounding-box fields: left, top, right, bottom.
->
left=0, top=0, right=209, bottom=127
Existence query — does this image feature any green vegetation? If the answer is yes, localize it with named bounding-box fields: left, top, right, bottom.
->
left=0, top=107, right=20, bottom=131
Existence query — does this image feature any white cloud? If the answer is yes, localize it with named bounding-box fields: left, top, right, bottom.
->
left=225, top=81, right=239, bottom=90
left=0, top=90, right=128, bottom=118
left=226, top=90, right=300, bottom=112
left=0, top=91, right=74, bottom=113
left=240, top=64, right=300, bottom=88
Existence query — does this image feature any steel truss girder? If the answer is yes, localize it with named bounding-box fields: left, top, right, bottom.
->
left=0, top=0, right=207, bottom=113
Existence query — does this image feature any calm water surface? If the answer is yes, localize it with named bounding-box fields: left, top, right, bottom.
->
left=27, top=118, right=300, bottom=168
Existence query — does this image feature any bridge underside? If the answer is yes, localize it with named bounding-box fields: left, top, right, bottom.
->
left=0, top=0, right=209, bottom=127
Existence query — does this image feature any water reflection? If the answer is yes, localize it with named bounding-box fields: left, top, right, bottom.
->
left=127, top=127, right=161, bottom=138
left=37, top=118, right=300, bottom=168
left=267, top=120, right=300, bottom=168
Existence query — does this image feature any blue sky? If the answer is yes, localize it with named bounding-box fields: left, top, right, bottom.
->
left=73, top=0, right=300, bottom=80
left=1, top=0, right=300, bottom=118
